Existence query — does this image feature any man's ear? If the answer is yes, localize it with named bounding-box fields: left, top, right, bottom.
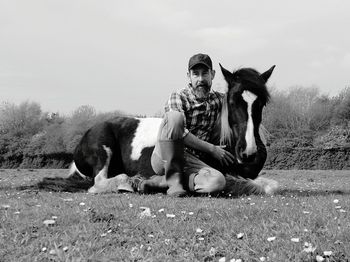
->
left=211, top=69, right=216, bottom=80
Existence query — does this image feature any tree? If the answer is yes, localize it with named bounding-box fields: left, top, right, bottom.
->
left=0, top=101, right=44, bottom=137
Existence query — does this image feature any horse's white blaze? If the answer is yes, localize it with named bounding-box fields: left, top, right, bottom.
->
left=242, top=90, right=257, bottom=156
left=130, top=118, right=162, bottom=160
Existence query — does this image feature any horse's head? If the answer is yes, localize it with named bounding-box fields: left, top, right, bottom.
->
left=219, top=64, right=275, bottom=164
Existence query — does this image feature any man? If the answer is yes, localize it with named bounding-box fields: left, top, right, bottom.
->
left=145, top=53, right=235, bottom=196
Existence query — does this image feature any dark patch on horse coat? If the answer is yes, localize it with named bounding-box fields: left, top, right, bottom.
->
left=74, top=116, right=156, bottom=179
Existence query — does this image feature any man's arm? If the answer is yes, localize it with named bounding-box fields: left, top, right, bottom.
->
left=184, top=132, right=235, bottom=166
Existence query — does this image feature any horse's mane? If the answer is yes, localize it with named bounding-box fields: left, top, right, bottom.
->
left=219, top=94, right=232, bottom=146
left=219, top=67, right=271, bottom=146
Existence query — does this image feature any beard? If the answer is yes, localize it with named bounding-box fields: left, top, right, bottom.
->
left=193, top=84, right=210, bottom=99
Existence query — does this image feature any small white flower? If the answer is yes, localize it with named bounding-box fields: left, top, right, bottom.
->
left=166, top=214, right=175, bottom=218
left=303, top=211, right=310, bottom=214
left=198, top=237, right=205, bottom=241
left=1, top=204, right=10, bottom=209
left=303, top=229, right=309, bottom=232
left=129, top=204, right=133, bottom=208
left=49, top=249, right=56, bottom=255
left=267, top=236, right=276, bottom=242
left=158, top=208, right=165, bottom=212
left=147, top=246, right=152, bottom=251
left=323, top=251, right=333, bottom=256
left=43, top=219, right=56, bottom=226
left=63, top=198, right=73, bottom=202
left=303, top=244, right=316, bottom=253
left=196, top=228, right=203, bottom=233
left=260, top=257, right=266, bottom=261
left=335, top=206, right=342, bottom=209
left=52, top=216, right=58, bottom=219
left=316, top=255, right=325, bottom=262
left=79, top=202, right=85, bottom=206
left=333, top=199, right=339, bottom=204
left=148, top=234, right=154, bottom=238
left=14, top=211, right=20, bottom=214
left=188, top=212, right=194, bottom=215
left=291, top=238, right=300, bottom=242
left=218, top=257, right=226, bottom=262
left=237, top=233, right=244, bottom=239
left=63, top=246, right=68, bottom=252
left=339, top=209, right=346, bottom=213
left=139, top=207, right=152, bottom=219
left=101, top=233, right=107, bottom=237
left=41, top=247, right=47, bottom=252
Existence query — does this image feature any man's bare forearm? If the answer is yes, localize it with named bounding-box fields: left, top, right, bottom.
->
left=183, top=132, right=214, bottom=155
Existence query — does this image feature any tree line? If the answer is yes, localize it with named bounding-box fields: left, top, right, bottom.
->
left=0, top=86, right=349, bottom=168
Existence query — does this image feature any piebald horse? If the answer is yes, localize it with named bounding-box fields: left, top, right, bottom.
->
left=37, top=64, right=278, bottom=196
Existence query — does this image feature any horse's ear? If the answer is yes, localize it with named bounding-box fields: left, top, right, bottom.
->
left=220, top=63, right=234, bottom=83
left=260, top=65, right=276, bottom=83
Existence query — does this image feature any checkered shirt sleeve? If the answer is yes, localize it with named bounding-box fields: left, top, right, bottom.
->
left=165, top=92, right=190, bottom=137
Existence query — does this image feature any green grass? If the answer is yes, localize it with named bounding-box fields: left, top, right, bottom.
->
left=0, top=169, right=349, bottom=262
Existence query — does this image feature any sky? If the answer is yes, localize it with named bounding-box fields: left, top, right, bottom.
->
left=1, top=0, right=350, bottom=116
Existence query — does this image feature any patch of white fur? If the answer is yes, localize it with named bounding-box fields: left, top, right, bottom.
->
left=130, top=118, right=162, bottom=160
left=88, top=145, right=134, bottom=194
left=252, top=177, right=279, bottom=195
left=242, top=90, right=257, bottom=156
left=68, top=161, right=87, bottom=179
left=220, top=94, right=233, bottom=146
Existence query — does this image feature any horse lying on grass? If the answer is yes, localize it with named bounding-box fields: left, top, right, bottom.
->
left=35, top=64, right=279, bottom=196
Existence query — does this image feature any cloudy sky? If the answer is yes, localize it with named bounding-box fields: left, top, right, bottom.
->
left=1, top=0, right=349, bottom=116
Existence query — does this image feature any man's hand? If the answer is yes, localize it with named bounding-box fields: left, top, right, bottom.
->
left=210, top=145, right=235, bottom=166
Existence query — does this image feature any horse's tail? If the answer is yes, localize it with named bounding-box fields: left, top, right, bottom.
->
left=18, top=162, right=93, bottom=192
left=224, top=175, right=279, bottom=197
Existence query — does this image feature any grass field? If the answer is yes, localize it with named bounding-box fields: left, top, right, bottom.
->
left=0, top=169, right=349, bottom=262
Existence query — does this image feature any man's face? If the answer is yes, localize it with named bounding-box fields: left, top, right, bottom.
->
left=187, top=64, right=215, bottom=99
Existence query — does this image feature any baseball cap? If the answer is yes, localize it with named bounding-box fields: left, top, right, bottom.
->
left=188, top=53, right=213, bottom=71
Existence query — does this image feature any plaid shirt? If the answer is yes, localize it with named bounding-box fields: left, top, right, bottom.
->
left=165, top=85, right=224, bottom=144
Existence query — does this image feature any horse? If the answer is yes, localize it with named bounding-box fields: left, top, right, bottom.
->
left=36, top=64, right=278, bottom=196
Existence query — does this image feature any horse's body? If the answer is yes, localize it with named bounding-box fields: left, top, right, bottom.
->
left=37, top=64, right=278, bottom=195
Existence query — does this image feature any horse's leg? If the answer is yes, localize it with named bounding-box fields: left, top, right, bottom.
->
left=87, top=145, right=132, bottom=193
